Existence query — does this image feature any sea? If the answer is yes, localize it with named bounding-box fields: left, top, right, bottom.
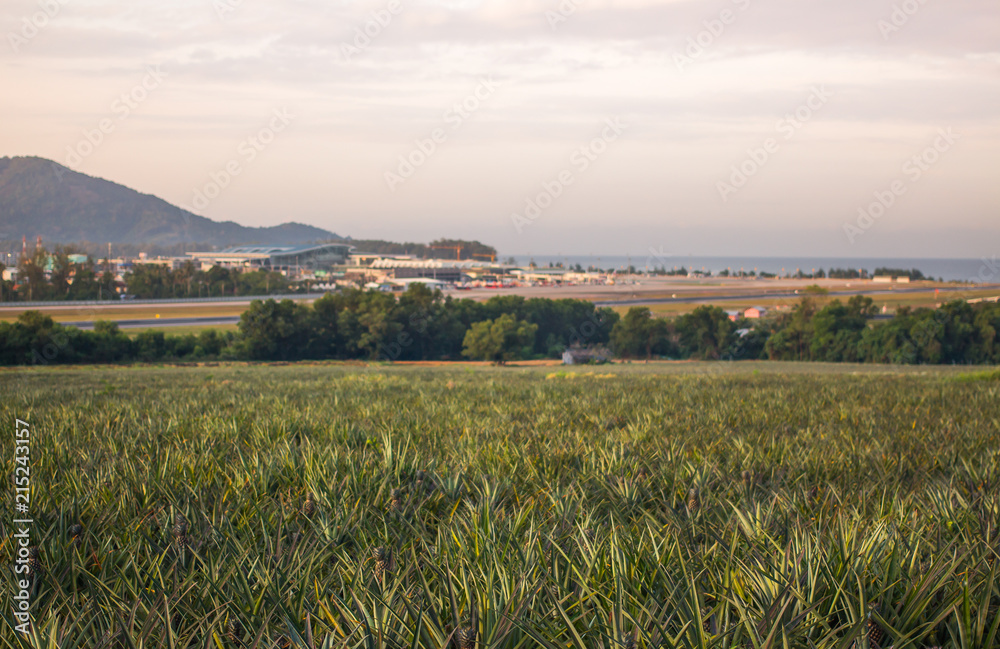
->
left=509, top=256, right=998, bottom=283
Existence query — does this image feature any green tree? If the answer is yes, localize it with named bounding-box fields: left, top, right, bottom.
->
left=16, top=246, right=52, bottom=301
left=675, top=305, right=735, bottom=360
left=126, top=264, right=174, bottom=299
left=49, top=248, right=74, bottom=298
left=237, top=299, right=311, bottom=360
left=611, top=307, right=669, bottom=359
left=0, top=262, right=9, bottom=302
left=67, top=259, right=101, bottom=300
left=808, top=296, right=875, bottom=362
left=86, top=320, right=133, bottom=362
left=341, top=290, right=401, bottom=359
left=765, top=299, right=818, bottom=361
left=461, top=314, right=538, bottom=364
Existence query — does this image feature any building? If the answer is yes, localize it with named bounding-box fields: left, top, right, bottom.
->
left=186, top=243, right=353, bottom=274
left=369, top=257, right=481, bottom=284
left=562, top=346, right=612, bottom=365
left=392, top=266, right=465, bottom=283
left=349, top=253, right=415, bottom=266
left=509, top=268, right=568, bottom=284
left=743, top=306, right=768, bottom=319
left=387, top=277, right=451, bottom=289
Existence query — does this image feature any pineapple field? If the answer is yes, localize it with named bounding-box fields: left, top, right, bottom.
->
left=1, top=362, right=999, bottom=648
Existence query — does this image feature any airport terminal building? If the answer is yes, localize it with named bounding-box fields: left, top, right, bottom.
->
left=186, top=243, right=353, bottom=274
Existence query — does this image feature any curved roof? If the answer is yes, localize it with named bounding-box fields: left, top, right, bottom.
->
left=221, top=243, right=352, bottom=255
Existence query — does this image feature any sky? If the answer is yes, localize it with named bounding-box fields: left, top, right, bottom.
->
left=1, top=0, right=998, bottom=258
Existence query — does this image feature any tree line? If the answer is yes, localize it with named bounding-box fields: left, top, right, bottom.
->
left=1, top=246, right=117, bottom=301
left=1, top=285, right=997, bottom=366
left=612, top=295, right=1000, bottom=364
left=0, top=285, right=617, bottom=365
left=327, top=238, right=497, bottom=260
left=1, top=247, right=296, bottom=301
left=0, top=239, right=498, bottom=302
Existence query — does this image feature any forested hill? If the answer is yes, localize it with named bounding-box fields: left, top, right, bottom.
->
left=0, top=156, right=338, bottom=246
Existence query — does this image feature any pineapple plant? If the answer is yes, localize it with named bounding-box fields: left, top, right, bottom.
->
left=26, top=546, right=42, bottom=579
left=416, top=470, right=436, bottom=492
left=851, top=603, right=886, bottom=649
left=455, top=623, right=477, bottom=649
left=687, top=487, right=701, bottom=515
left=865, top=608, right=886, bottom=649
left=702, top=595, right=718, bottom=635
left=373, top=546, right=394, bottom=582
left=389, top=488, right=404, bottom=512
left=453, top=608, right=478, bottom=649
left=405, top=586, right=424, bottom=608
left=302, top=492, right=317, bottom=517
left=173, top=513, right=189, bottom=547
left=226, top=617, right=244, bottom=646
left=99, top=623, right=123, bottom=649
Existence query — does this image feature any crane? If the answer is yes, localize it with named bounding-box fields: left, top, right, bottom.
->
left=429, top=244, right=462, bottom=260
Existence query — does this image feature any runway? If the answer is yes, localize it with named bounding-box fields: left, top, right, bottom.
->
left=64, top=316, right=241, bottom=330
left=54, top=283, right=997, bottom=329
left=593, top=283, right=991, bottom=307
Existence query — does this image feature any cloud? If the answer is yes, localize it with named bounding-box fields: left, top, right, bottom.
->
left=1, top=0, right=998, bottom=255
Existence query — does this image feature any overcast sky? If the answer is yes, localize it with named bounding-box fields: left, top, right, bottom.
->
left=2, top=0, right=998, bottom=257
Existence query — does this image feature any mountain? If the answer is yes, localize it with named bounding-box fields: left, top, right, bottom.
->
left=0, top=156, right=339, bottom=247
